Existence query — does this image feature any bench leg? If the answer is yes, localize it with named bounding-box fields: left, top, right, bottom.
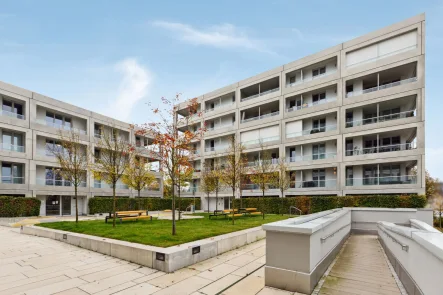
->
left=150, top=216, right=152, bottom=221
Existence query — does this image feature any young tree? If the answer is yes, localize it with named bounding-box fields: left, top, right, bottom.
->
left=200, top=165, right=216, bottom=212
left=50, top=130, right=88, bottom=223
left=136, top=95, right=203, bottom=235
left=90, top=126, right=131, bottom=228
left=122, top=153, right=156, bottom=198
left=273, top=158, right=291, bottom=215
left=177, top=166, right=193, bottom=220
left=249, top=142, right=277, bottom=219
left=425, top=170, right=439, bottom=201
left=220, top=135, right=247, bottom=224
left=211, top=160, right=225, bottom=212
left=434, top=194, right=443, bottom=229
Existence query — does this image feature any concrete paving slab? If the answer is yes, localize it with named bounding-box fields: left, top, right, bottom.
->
left=153, top=276, right=212, bottom=295
left=197, top=263, right=239, bottom=281
left=113, top=283, right=161, bottom=295
left=197, top=274, right=243, bottom=295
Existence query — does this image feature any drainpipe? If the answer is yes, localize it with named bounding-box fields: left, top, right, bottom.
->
left=377, top=73, right=380, bottom=90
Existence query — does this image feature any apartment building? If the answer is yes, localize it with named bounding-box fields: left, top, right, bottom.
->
left=0, top=81, right=163, bottom=216
left=176, top=14, right=426, bottom=211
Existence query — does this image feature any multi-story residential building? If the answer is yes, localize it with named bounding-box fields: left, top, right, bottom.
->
left=176, top=14, right=426, bottom=211
left=0, top=81, right=163, bottom=216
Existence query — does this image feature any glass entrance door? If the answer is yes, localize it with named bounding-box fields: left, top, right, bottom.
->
left=46, top=196, right=60, bottom=216
left=62, top=196, right=71, bottom=215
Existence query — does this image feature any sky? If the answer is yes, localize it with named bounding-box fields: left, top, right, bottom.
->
left=1, top=0, right=442, bottom=179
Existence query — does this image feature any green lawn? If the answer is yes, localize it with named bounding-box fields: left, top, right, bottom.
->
left=37, top=213, right=289, bottom=247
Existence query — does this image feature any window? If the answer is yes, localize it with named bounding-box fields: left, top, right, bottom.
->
left=289, top=76, right=296, bottom=84
left=1, top=163, right=23, bottom=184
left=94, top=124, right=102, bottom=138
left=346, top=112, right=354, bottom=127
left=346, top=84, right=354, bottom=93
left=2, top=99, right=23, bottom=118
left=289, top=147, right=296, bottom=162
left=346, top=167, right=354, bottom=186
left=46, top=112, right=72, bottom=129
left=2, top=131, right=23, bottom=152
left=312, top=67, right=326, bottom=77
left=312, top=93, right=326, bottom=104
left=313, top=169, right=326, bottom=187
left=312, top=144, right=326, bottom=160
left=45, top=139, right=63, bottom=156
left=312, top=118, right=326, bottom=133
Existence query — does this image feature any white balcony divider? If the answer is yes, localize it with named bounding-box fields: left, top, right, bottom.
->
left=241, top=111, right=279, bottom=123
left=290, top=179, right=337, bottom=189
left=287, top=152, right=337, bottom=163
left=241, top=87, right=279, bottom=102
left=346, top=142, right=416, bottom=156
left=37, top=178, right=87, bottom=187
left=287, top=97, right=337, bottom=112
left=242, top=136, right=280, bottom=146
left=0, top=142, right=25, bottom=153
left=206, top=122, right=235, bottom=131
left=286, top=124, right=337, bottom=139
left=346, top=77, right=417, bottom=98
left=345, top=110, right=416, bottom=128
left=1, top=176, right=24, bottom=184
left=346, top=175, right=417, bottom=186
left=205, top=101, right=235, bottom=113
left=37, top=119, right=87, bottom=135
left=287, top=69, right=337, bottom=87
left=0, top=109, right=25, bottom=120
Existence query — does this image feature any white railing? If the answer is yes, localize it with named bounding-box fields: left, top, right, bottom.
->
left=37, top=119, right=87, bottom=135
left=345, top=110, right=416, bottom=128
left=1, top=176, right=24, bottom=184
left=346, top=77, right=417, bottom=98
left=346, top=175, right=417, bottom=186
left=241, top=87, right=279, bottom=102
left=181, top=186, right=199, bottom=193
left=346, top=142, right=416, bottom=156
left=241, top=111, right=279, bottom=123
left=290, top=179, right=337, bottom=189
left=242, top=136, right=280, bottom=146
left=0, top=109, right=25, bottom=120
left=205, top=101, right=235, bottom=113
left=287, top=97, right=337, bottom=113
left=286, top=124, right=337, bottom=138
left=287, top=152, right=337, bottom=163
left=242, top=183, right=278, bottom=190
left=205, top=145, right=229, bottom=152
left=347, top=45, right=417, bottom=68
left=93, top=181, right=128, bottom=189
left=37, top=178, right=87, bottom=187
left=206, top=122, right=235, bottom=131
left=0, top=143, right=25, bottom=153
left=287, top=69, right=337, bottom=87
left=246, top=158, right=279, bottom=167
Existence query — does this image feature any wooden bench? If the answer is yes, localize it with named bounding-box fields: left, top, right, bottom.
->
left=209, top=210, right=227, bottom=219
left=105, top=210, right=152, bottom=223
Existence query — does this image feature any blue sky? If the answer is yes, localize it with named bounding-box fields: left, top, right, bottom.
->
left=1, top=0, right=442, bottom=178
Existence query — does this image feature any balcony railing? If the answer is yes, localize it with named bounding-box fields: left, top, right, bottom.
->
left=287, top=69, right=337, bottom=87
left=246, top=158, right=279, bottom=167
left=181, top=186, right=199, bottom=193
left=1, top=176, right=24, bottom=184
left=346, top=175, right=417, bottom=186
left=286, top=124, right=337, bottom=139
left=242, top=136, right=280, bottom=146
left=290, top=179, right=337, bottom=188
left=206, top=122, right=235, bottom=131
left=346, top=143, right=416, bottom=156
left=205, top=102, right=235, bottom=113
left=242, top=183, right=278, bottom=190
left=37, top=178, right=87, bottom=187
left=1, top=143, right=25, bottom=153
left=287, top=97, right=337, bottom=113
left=345, top=110, right=416, bottom=128
left=93, top=181, right=128, bottom=189
left=346, top=77, right=417, bottom=98
left=37, top=119, right=87, bottom=135
left=241, top=87, right=279, bottom=102
left=0, top=109, right=25, bottom=120
left=205, top=145, right=229, bottom=152
left=241, top=111, right=279, bottom=123
left=287, top=152, right=337, bottom=162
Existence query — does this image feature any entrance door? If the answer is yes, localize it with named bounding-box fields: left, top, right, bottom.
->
left=224, top=197, right=230, bottom=209
left=46, top=196, right=60, bottom=216
left=62, top=196, right=71, bottom=215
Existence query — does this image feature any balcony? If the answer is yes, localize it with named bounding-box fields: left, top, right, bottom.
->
left=93, top=180, right=128, bottom=189
left=181, top=186, right=199, bottom=193
left=287, top=152, right=337, bottom=163
left=0, top=142, right=25, bottom=153
left=246, top=158, right=279, bottom=167
left=286, top=57, right=337, bottom=88
left=347, top=77, right=417, bottom=98
left=1, top=176, right=24, bottom=184
left=242, top=136, right=280, bottom=147
left=0, top=109, right=25, bottom=120
left=206, top=117, right=235, bottom=131
left=346, top=175, right=417, bottom=186
left=287, top=97, right=336, bottom=113
left=37, top=178, right=87, bottom=187
left=242, top=183, right=278, bottom=190
left=290, top=179, right=337, bottom=188
left=205, top=101, right=235, bottom=114
left=37, top=119, right=87, bottom=135
left=346, top=110, right=415, bottom=128
left=205, top=145, right=229, bottom=153
left=286, top=124, right=337, bottom=139
left=240, top=77, right=279, bottom=102
left=346, top=142, right=416, bottom=156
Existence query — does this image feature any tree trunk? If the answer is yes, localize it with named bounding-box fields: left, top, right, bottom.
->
left=216, top=190, right=218, bottom=212
left=262, top=189, right=265, bottom=219
left=138, top=189, right=141, bottom=198
left=75, top=185, right=78, bottom=223
left=112, top=184, right=116, bottom=228
left=171, top=180, right=176, bottom=235
left=207, top=193, right=210, bottom=213
left=232, top=191, right=235, bottom=225
left=178, top=188, right=181, bottom=221
left=281, top=189, right=284, bottom=216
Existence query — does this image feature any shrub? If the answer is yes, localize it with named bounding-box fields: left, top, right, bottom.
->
left=233, top=194, right=427, bottom=215
left=88, top=197, right=201, bottom=214
left=0, top=196, right=41, bottom=217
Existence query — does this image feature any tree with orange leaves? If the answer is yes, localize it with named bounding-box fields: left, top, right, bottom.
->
left=136, top=94, right=203, bottom=235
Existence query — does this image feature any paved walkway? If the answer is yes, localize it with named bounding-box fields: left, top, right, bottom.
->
left=318, top=235, right=402, bottom=295
left=0, top=226, right=293, bottom=295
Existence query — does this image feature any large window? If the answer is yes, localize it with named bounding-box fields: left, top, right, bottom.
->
left=312, top=118, right=326, bottom=132
left=2, top=99, right=24, bottom=119
left=312, top=144, right=326, bottom=160
left=2, top=131, right=23, bottom=152
left=1, top=163, right=23, bottom=183
left=312, top=67, right=326, bottom=77
left=46, top=112, right=72, bottom=130
left=312, top=92, right=326, bottom=105
left=45, top=167, right=70, bottom=186
left=312, top=169, right=326, bottom=187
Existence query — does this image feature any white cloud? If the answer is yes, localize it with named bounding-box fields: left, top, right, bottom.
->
left=426, top=148, right=443, bottom=180
left=151, top=21, right=274, bottom=54
left=104, top=58, right=152, bottom=122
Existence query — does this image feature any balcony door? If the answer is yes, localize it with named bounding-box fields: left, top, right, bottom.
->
left=312, top=118, right=326, bottom=133
left=62, top=196, right=71, bottom=215
left=312, top=144, right=326, bottom=160
left=2, top=132, right=23, bottom=152
left=1, top=163, right=23, bottom=184
left=46, top=196, right=60, bottom=216
left=313, top=169, right=326, bottom=187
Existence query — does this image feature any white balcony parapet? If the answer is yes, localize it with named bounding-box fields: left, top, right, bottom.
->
left=37, top=119, right=87, bottom=135
left=242, top=136, right=280, bottom=146
left=0, top=142, right=25, bottom=153
left=345, top=110, right=416, bottom=128
left=287, top=152, right=337, bottom=163
left=0, top=109, right=25, bottom=120
left=205, top=102, right=235, bottom=113
left=290, top=179, right=337, bottom=189
left=37, top=178, right=87, bottom=187
left=246, top=158, right=279, bottom=167
left=241, top=87, right=279, bottom=102
left=206, top=122, right=235, bottom=131
left=93, top=181, right=128, bottom=189
left=346, top=143, right=416, bottom=156
left=287, top=97, right=337, bottom=113
left=286, top=124, right=337, bottom=139
left=346, top=77, right=417, bottom=98
left=1, top=176, right=24, bottom=184
left=347, top=45, right=417, bottom=68
left=287, top=69, right=337, bottom=88
left=205, top=145, right=229, bottom=153
left=242, top=183, right=278, bottom=190
left=241, top=111, right=279, bottom=123
left=181, top=186, right=199, bottom=193
left=346, top=175, right=417, bottom=186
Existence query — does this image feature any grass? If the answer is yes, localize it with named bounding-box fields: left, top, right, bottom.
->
left=37, top=213, right=289, bottom=247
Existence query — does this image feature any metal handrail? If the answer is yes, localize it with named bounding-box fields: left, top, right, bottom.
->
left=289, top=206, right=302, bottom=217
left=321, top=224, right=349, bottom=243
left=378, top=225, right=409, bottom=252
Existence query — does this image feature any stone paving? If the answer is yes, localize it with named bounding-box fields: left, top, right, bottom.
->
left=0, top=226, right=300, bottom=295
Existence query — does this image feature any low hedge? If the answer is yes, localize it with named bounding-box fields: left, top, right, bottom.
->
left=233, top=195, right=427, bottom=215
left=89, top=197, right=201, bottom=214
left=0, top=196, right=41, bottom=217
